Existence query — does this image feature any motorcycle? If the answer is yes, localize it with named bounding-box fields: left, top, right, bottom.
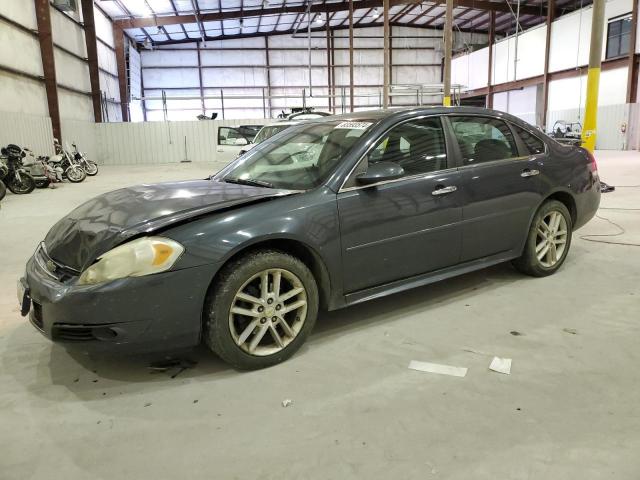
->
left=44, top=139, right=86, bottom=183
left=0, top=144, right=36, bottom=194
left=22, top=147, right=57, bottom=188
left=0, top=158, right=6, bottom=201
left=71, top=142, right=98, bottom=176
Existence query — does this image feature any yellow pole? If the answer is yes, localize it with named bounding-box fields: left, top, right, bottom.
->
left=581, top=0, right=605, bottom=152
left=443, top=0, right=453, bottom=106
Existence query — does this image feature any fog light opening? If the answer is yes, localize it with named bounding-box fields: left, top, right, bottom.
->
left=93, top=327, right=119, bottom=341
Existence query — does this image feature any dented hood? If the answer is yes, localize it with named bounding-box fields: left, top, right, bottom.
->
left=44, top=179, right=292, bottom=271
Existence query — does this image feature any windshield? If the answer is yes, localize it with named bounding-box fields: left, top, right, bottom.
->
left=253, top=124, right=292, bottom=144
left=219, top=121, right=373, bottom=190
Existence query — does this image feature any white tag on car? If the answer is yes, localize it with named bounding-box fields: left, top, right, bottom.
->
left=334, top=121, right=372, bottom=130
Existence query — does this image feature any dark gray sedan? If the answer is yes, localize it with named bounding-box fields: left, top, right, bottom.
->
left=19, top=107, right=600, bottom=369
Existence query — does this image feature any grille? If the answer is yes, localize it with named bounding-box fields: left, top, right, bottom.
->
left=52, top=324, right=96, bottom=342
left=34, top=243, right=77, bottom=282
left=32, top=302, right=44, bottom=330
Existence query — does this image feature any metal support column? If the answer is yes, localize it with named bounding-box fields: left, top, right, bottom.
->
left=114, top=26, right=129, bottom=122
left=383, top=0, right=390, bottom=108
left=34, top=0, right=62, bottom=141
left=581, top=0, right=605, bottom=152
left=325, top=16, right=333, bottom=112
left=196, top=42, right=206, bottom=116
left=80, top=0, right=102, bottom=123
left=265, top=36, right=273, bottom=118
left=348, top=0, right=354, bottom=112
left=443, top=0, right=453, bottom=106
left=487, top=10, right=495, bottom=108
left=626, top=0, right=638, bottom=103
left=541, top=0, right=555, bottom=127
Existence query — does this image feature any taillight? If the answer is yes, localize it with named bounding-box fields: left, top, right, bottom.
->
left=585, top=149, right=598, bottom=172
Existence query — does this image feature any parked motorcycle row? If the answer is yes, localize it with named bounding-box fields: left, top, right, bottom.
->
left=0, top=139, right=98, bottom=202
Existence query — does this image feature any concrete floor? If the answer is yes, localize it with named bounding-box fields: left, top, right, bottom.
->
left=1, top=152, right=639, bottom=479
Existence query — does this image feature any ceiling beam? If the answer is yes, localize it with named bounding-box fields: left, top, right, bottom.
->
left=114, top=1, right=545, bottom=29
left=144, top=19, right=489, bottom=47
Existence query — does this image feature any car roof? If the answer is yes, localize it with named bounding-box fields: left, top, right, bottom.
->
left=314, top=106, right=540, bottom=130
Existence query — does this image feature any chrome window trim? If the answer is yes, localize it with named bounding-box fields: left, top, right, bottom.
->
left=338, top=113, right=449, bottom=193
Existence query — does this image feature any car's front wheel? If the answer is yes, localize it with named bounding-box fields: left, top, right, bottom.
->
left=204, top=250, right=319, bottom=369
left=513, top=199, right=573, bottom=277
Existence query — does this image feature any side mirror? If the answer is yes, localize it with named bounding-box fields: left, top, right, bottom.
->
left=234, top=137, right=248, bottom=146
left=356, top=161, right=405, bottom=185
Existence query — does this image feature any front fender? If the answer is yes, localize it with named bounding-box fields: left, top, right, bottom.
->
left=160, top=188, right=344, bottom=308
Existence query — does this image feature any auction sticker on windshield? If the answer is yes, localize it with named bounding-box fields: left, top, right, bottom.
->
left=335, top=122, right=372, bottom=130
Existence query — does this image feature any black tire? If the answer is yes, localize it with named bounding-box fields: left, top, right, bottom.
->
left=7, top=173, right=36, bottom=194
left=513, top=200, right=573, bottom=277
left=204, top=249, right=319, bottom=370
left=35, top=178, right=51, bottom=188
left=0, top=181, right=6, bottom=201
left=66, top=165, right=86, bottom=183
left=84, top=161, right=99, bottom=176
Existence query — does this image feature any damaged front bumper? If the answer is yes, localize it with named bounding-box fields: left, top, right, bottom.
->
left=20, top=244, right=217, bottom=354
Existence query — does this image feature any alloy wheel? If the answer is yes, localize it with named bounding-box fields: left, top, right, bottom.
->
left=535, top=210, right=568, bottom=268
left=228, top=268, right=308, bottom=356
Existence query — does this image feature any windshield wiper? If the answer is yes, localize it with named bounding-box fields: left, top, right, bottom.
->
left=223, top=177, right=275, bottom=188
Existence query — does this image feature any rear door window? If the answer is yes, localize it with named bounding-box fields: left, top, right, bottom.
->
left=512, top=125, right=546, bottom=155
left=449, top=116, right=520, bottom=165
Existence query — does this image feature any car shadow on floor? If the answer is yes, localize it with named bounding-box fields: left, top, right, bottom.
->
left=9, top=262, right=524, bottom=401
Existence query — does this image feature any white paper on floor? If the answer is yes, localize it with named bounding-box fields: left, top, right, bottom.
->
left=489, top=356, right=512, bottom=375
left=408, top=360, right=468, bottom=378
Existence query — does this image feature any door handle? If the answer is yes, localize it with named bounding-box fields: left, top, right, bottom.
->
left=432, top=185, right=457, bottom=196
left=521, top=169, right=540, bottom=178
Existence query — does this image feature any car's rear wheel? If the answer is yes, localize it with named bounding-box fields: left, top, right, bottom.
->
left=204, top=250, right=318, bottom=369
left=513, top=200, right=572, bottom=277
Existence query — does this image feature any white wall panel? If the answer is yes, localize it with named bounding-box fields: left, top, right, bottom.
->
left=0, top=0, right=37, bottom=29
left=492, top=85, right=539, bottom=125
left=59, top=90, right=94, bottom=122
left=549, top=0, right=632, bottom=73
left=0, top=111, right=54, bottom=155
left=143, top=50, right=199, bottom=67
left=0, top=27, right=43, bottom=77
left=514, top=25, right=546, bottom=80
left=50, top=9, right=86, bottom=58
left=0, top=75, right=48, bottom=117
left=548, top=66, right=628, bottom=111
left=55, top=50, right=91, bottom=92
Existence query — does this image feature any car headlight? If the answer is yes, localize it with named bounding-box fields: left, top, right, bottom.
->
left=78, top=237, right=184, bottom=286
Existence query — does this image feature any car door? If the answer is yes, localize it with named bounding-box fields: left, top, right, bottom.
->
left=337, top=116, right=463, bottom=293
left=447, top=115, right=545, bottom=262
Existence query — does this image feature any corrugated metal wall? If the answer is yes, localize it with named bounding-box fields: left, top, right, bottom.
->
left=0, top=111, right=55, bottom=155
left=546, top=104, right=630, bottom=150
left=96, top=118, right=265, bottom=165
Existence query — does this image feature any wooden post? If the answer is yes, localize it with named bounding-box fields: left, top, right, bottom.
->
left=34, top=0, right=62, bottom=141
left=114, top=25, right=129, bottom=122
left=80, top=0, right=102, bottom=123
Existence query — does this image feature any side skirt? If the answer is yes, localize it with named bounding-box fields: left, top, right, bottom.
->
left=342, top=250, right=518, bottom=308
